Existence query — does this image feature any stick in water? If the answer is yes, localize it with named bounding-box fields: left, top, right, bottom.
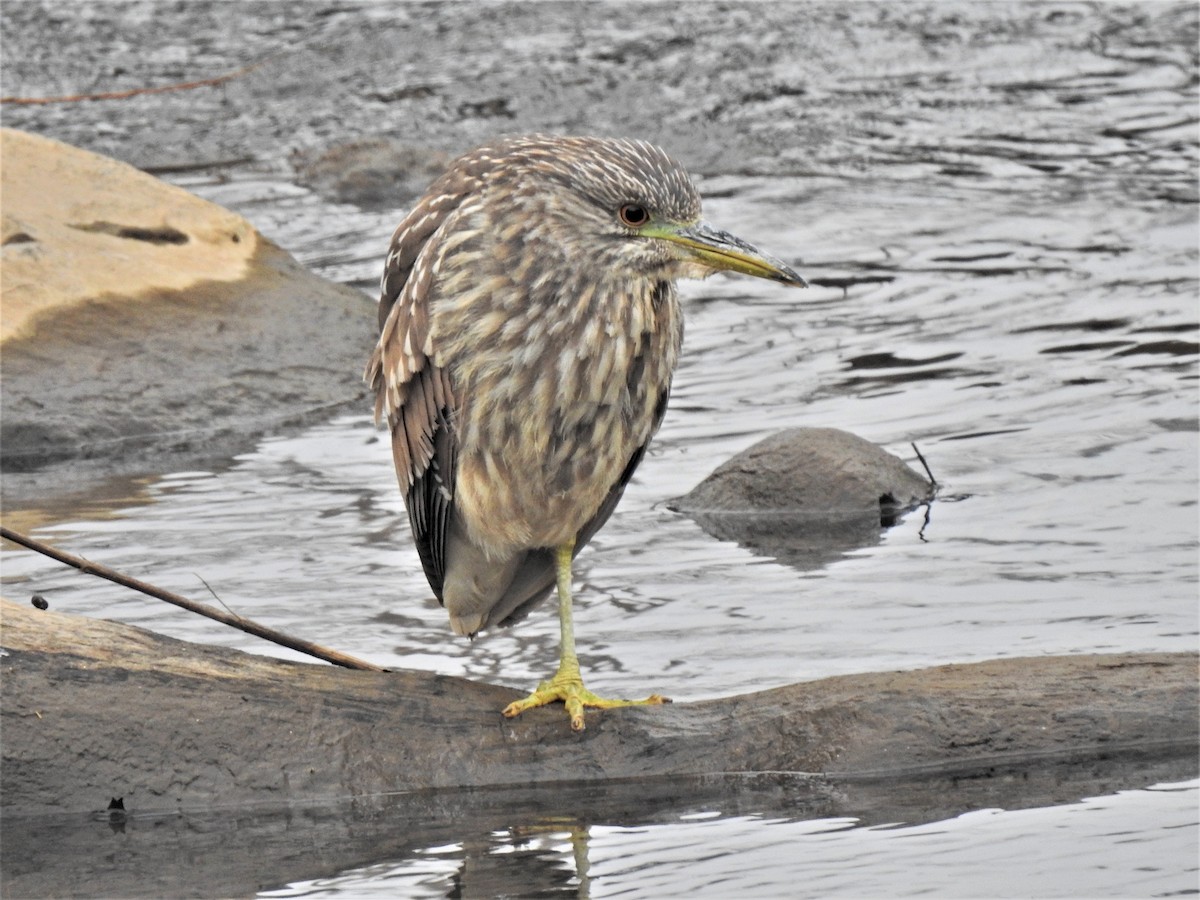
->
left=0, top=525, right=385, bottom=672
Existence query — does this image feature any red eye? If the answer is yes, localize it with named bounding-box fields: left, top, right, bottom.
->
left=618, top=204, right=650, bottom=228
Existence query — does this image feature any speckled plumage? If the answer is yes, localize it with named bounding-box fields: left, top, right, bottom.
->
left=366, top=136, right=704, bottom=636
left=366, top=135, right=804, bottom=652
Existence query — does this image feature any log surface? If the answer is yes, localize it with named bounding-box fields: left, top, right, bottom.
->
left=1, top=598, right=1195, bottom=817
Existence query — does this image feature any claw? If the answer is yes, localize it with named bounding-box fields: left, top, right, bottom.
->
left=501, top=540, right=669, bottom=730
left=502, top=667, right=668, bottom=731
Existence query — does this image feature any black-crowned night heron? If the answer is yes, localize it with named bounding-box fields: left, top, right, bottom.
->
left=366, top=135, right=805, bottom=730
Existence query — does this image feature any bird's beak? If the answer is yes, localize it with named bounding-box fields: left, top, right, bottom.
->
left=649, top=220, right=808, bottom=287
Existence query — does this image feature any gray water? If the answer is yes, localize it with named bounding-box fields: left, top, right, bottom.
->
left=258, top=781, right=1198, bottom=899
left=2, top=1, right=1198, bottom=896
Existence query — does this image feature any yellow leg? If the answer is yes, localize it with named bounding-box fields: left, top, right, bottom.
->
left=501, top=539, right=669, bottom=731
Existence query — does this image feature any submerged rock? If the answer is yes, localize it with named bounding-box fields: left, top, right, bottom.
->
left=673, top=427, right=935, bottom=568
left=291, top=138, right=451, bottom=211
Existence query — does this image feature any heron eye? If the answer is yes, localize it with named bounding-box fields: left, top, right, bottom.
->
left=618, top=204, right=650, bottom=228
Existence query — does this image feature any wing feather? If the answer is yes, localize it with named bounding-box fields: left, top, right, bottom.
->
left=365, top=165, right=483, bottom=600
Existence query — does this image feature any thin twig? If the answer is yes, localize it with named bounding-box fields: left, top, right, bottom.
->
left=192, top=571, right=245, bottom=622
left=0, top=525, right=385, bottom=672
left=0, top=58, right=269, bottom=106
left=911, top=441, right=938, bottom=488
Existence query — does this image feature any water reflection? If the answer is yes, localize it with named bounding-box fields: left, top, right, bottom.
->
left=0, top=472, right=160, bottom=535
left=8, top=768, right=1195, bottom=898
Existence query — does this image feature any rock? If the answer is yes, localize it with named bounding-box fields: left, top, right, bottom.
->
left=2, top=593, right=1195, bottom=896
left=678, top=427, right=933, bottom=513
left=291, top=138, right=451, bottom=211
left=672, top=428, right=935, bottom=568
left=1, top=128, right=255, bottom=344
left=1, top=598, right=1194, bottom=820
left=0, top=129, right=375, bottom=504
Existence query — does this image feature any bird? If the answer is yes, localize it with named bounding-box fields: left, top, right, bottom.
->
left=365, top=134, right=806, bottom=730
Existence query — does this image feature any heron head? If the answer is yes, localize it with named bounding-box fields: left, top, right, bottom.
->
left=482, top=135, right=807, bottom=289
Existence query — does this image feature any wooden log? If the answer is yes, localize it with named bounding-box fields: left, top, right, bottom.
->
left=1, top=598, right=1195, bottom=818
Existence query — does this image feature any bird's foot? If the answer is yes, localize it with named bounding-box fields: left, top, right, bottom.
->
left=501, top=666, right=669, bottom=731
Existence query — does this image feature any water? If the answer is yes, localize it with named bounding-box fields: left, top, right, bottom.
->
left=2, top=2, right=1197, bottom=896
left=260, top=780, right=1199, bottom=899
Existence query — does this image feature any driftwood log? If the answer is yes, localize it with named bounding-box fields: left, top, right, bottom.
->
left=2, top=598, right=1196, bottom=897
left=2, top=598, right=1195, bottom=818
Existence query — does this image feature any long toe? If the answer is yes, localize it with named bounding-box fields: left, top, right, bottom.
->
left=502, top=674, right=669, bottom=731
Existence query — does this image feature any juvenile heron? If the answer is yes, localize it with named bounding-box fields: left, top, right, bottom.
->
left=366, top=135, right=805, bottom=730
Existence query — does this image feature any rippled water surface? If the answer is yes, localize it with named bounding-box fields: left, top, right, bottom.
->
left=2, top=2, right=1197, bottom=897
left=260, top=780, right=1198, bottom=899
